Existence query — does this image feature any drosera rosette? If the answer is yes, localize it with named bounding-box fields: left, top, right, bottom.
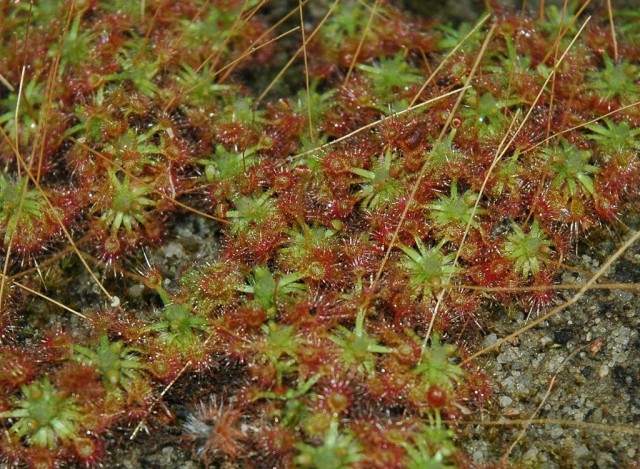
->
left=406, top=333, right=465, bottom=416
left=503, top=219, right=554, bottom=279
left=177, top=260, right=245, bottom=313
left=328, top=323, right=392, bottom=377
left=73, top=334, right=146, bottom=394
left=235, top=265, right=307, bottom=320
left=0, top=174, right=78, bottom=260
left=70, top=331, right=155, bottom=424
left=0, top=376, right=102, bottom=466
left=295, top=417, right=363, bottom=469
left=397, top=237, right=460, bottom=301
left=586, top=53, right=640, bottom=104
left=182, top=395, right=249, bottom=468
left=348, top=148, right=406, bottom=211
left=357, top=52, right=425, bottom=113
left=539, top=139, right=600, bottom=229
left=142, top=280, right=215, bottom=367
left=587, top=118, right=640, bottom=220
left=87, top=168, right=165, bottom=263
left=427, top=178, right=485, bottom=244
left=0, top=345, right=39, bottom=391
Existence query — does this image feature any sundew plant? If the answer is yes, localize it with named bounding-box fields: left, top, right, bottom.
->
left=0, top=0, right=639, bottom=467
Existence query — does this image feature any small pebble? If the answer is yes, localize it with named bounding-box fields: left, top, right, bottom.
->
left=598, top=365, right=609, bottom=378
left=499, top=395, right=513, bottom=407
left=483, top=333, right=498, bottom=348
left=574, top=445, right=589, bottom=459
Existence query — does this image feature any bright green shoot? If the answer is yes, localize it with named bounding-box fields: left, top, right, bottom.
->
left=587, top=54, right=640, bottom=102
left=402, top=418, right=456, bottom=469
left=349, top=149, right=403, bottom=210
left=296, top=418, right=363, bottom=469
left=461, top=90, right=520, bottom=138
left=294, top=79, right=336, bottom=133
left=428, top=180, right=483, bottom=231
left=236, top=266, right=305, bottom=317
left=221, top=95, right=266, bottom=126
left=426, top=130, right=463, bottom=170
left=106, top=127, right=164, bottom=172
left=74, top=335, right=144, bottom=390
left=504, top=220, right=552, bottom=278
left=329, top=325, right=391, bottom=375
left=587, top=119, right=640, bottom=155
left=146, top=302, right=209, bottom=352
left=0, top=174, right=47, bottom=246
left=358, top=53, right=423, bottom=109
left=226, top=192, right=278, bottom=235
left=101, top=170, right=156, bottom=233
left=320, top=2, right=373, bottom=49
left=53, top=13, right=95, bottom=73
left=0, top=77, right=44, bottom=145
left=175, top=63, right=233, bottom=107
left=259, top=321, right=301, bottom=386
left=113, top=39, right=161, bottom=97
left=197, top=144, right=258, bottom=183
left=399, top=238, right=458, bottom=299
left=413, top=334, right=463, bottom=390
left=0, top=377, right=83, bottom=449
left=278, top=222, right=338, bottom=271
left=543, top=140, right=598, bottom=198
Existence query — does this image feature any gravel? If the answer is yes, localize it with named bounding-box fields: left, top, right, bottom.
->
left=462, top=221, right=640, bottom=467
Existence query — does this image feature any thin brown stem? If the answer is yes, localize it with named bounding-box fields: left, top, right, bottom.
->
left=299, top=0, right=314, bottom=140
left=606, top=0, right=619, bottom=62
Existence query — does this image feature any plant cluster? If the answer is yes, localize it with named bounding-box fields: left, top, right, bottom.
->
left=0, top=1, right=639, bottom=467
